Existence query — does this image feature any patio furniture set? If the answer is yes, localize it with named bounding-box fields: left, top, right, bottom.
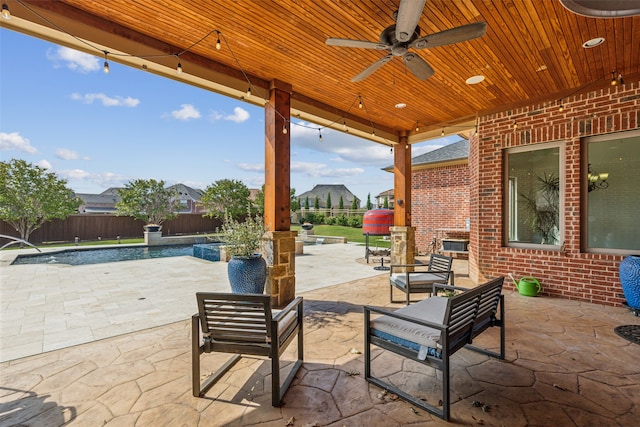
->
left=191, top=253, right=505, bottom=421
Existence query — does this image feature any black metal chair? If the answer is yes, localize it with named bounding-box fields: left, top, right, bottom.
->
left=389, top=253, right=454, bottom=304
left=192, top=292, right=303, bottom=406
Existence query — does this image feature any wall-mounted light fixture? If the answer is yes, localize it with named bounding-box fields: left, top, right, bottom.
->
left=587, top=164, right=609, bottom=192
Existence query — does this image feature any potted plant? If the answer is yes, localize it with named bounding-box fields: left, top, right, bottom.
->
left=220, top=211, right=268, bottom=294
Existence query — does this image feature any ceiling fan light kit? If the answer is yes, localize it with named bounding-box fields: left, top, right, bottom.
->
left=326, top=0, right=487, bottom=82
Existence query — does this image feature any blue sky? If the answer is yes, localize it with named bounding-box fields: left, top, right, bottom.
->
left=0, top=28, right=458, bottom=204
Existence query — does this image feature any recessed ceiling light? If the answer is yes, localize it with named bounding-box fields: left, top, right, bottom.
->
left=583, top=37, right=604, bottom=48
left=395, top=103, right=407, bottom=109
left=466, top=75, right=485, bottom=85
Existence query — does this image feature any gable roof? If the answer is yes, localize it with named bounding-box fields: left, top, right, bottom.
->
left=297, top=184, right=360, bottom=208
left=383, top=139, right=469, bottom=172
left=168, top=183, right=203, bottom=200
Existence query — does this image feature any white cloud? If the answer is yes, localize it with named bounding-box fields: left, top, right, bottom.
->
left=55, top=169, right=130, bottom=190
left=225, top=107, right=250, bottom=123
left=0, top=132, right=37, bottom=154
left=291, top=161, right=364, bottom=178
left=209, top=111, right=223, bottom=121
left=47, top=46, right=100, bottom=73
left=289, top=121, right=459, bottom=167
left=35, top=159, right=52, bottom=170
left=208, top=107, right=250, bottom=123
left=71, top=92, right=140, bottom=107
left=55, top=148, right=79, bottom=160
left=168, top=104, right=201, bottom=121
left=237, top=163, right=264, bottom=172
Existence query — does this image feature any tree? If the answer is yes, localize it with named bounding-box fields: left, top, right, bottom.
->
left=351, top=197, right=358, bottom=210
left=338, top=195, right=344, bottom=210
left=304, top=197, right=310, bottom=209
left=326, top=192, right=332, bottom=209
left=366, top=193, right=373, bottom=210
left=199, top=179, right=251, bottom=220
left=0, top=159, right=81, bottom=243
left=253, top=184, right=265, bottom=216
left=116, top=179, right=180, bottom=225
left=383, top=195, right=389, bottom=208
left=314, top=196, right=320, bottom=209
left=290, top=188, right=300, bottom=212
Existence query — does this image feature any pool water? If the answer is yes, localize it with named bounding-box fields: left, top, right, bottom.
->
left=12, top=244, right=221, bottom=266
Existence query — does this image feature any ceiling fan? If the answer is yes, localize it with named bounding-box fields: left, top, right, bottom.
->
left=326, top=0, right=487, bottom=82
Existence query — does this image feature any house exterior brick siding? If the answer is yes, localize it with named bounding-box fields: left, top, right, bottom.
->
left=411, top=164, right=470, bottom=253
left=470, top=81, right=640, bottom=306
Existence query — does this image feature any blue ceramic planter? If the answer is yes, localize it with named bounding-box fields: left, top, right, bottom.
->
left=620, top=255, right=640, bottom=309
left=228, top=254, right=267, bottom=294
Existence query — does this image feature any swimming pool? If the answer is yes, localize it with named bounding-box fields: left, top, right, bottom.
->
left=12, top=243, right=221, bottom=266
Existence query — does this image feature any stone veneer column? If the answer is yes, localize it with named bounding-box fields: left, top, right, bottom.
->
left=263, top=230, right=297, bottom=308
left=390, top=226, right=416, bottom=268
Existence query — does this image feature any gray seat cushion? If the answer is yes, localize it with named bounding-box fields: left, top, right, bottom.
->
left=370, top=296, right=448, bottom=356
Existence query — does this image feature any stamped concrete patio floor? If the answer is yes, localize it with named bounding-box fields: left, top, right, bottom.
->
left=1, top=253, right=640, bottom=426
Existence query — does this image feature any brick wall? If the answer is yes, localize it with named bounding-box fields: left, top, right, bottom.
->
left=470, top=81, right=640, bottom=306
left=411, top=163, right=470, bottom=253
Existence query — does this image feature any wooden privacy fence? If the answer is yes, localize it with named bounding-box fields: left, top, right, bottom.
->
left=0, top=214, right=222, bottom=245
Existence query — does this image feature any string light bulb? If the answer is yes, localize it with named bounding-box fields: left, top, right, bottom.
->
left=246, top=86, right=251, bottom=97
left=513, top=121, right=518, bottom=130
left=390, top=146, right=393, bottom=154
left=318, top=129, right=323, bottom=141
left=282, top=124, right=287, bottom=134
left=415, top=123, right=419, bottom=132
left=2, top=2, right=11, bottom=20
left=441, top=127, right=445, bottom=136
left=215, top=33, right=221, bottom=50
left=103, top=51, right=110, bottom=74
left=558, top=99, right=564, bottom=112
left=343, top=120, right=347, bottom=131
left=611, top=71, right=617, bottom=86
left=358, top=97, right=363, bottom=109
left=176, top=58, right=182, bottom=75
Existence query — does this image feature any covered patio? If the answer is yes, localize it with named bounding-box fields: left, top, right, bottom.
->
left=1, top=1, right=640, bottom=425
left=2, top=271, right=639, bottom=426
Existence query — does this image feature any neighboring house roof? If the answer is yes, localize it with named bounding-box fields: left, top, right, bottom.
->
left=376, top=189, right=394, bottom=198
left=76, top=193, right=120, bottom=214
left=297, top=184, right=360, bottom=208
left=382, top=139, right=469, bottom=172
left=169, top=183, right=203, bottom=200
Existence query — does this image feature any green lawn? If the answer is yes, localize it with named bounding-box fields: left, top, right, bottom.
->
left=8, top=225, right=387, bottom=249
left=291, top=225, right=390, bottom=248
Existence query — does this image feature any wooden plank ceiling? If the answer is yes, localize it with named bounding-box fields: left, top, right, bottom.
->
left=3, top=0, right=639, bottom=145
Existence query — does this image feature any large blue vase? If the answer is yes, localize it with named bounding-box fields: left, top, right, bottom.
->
left=228, top=254, right=267, bottom=294
left=620, top=255, right=640, bottom=309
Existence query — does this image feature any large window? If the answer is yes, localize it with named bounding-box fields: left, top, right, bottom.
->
left=505, top=142, right=563, bottom=248
left=584, top=130, right=640, bottom=253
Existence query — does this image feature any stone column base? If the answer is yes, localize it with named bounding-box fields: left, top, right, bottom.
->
left=144, top=231, right=163, bottom=246
left=390, top=226, right=416, bottom=270
left=264, top=230, right=298, bottom=308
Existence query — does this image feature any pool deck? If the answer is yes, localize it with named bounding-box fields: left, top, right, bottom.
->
left=0, top=242, right=384, bottom=362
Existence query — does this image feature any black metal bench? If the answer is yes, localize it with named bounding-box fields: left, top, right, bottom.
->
left=365, top=276, right=504, bottom=420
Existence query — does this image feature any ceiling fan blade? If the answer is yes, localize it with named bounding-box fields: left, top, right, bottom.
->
left=395, top=0, right=427, bottom=42
left=326, top=38, right=389, bottom=50
left=403, top=53, right=434, bottom=80
left=410, top=22, right=487, bottom=50
left=351, top=55, right=393, bottom=82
